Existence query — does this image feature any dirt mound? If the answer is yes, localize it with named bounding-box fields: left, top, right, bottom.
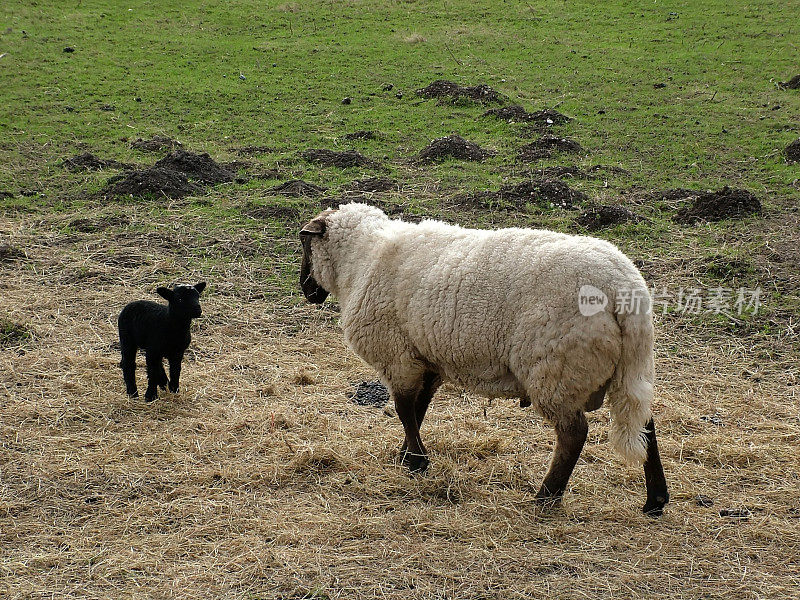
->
left=419, top=135, right=493, bottom=162
left=68, top=214, right=131, bottom=232
left=267, top=180, right=327, bottom=197
left=301, top=148, right=376, bottom=168
left=105, top=168, right=203, bottom=199
left=785, top=139, right=800, bottom=163
left=778, top=74, right=800, bottom=89
left=575, top=205, right=641, bottom=230
left=154, top=150, right=234, bottom=184
left=483, top=106, right=571, bottom=125
left=416, top=80, right=504, bottom=104
left=674, top=187, right=762, bottom=224
left=470, top=178, right=587, bottom=210
left=518, top=136, right=583, bottom=161
left=346, top=177, right=397, bottom=193
left=243, top=203, right=302, bottom=222
left=343, top=130, right=378, bottom=140
left=232, top=145, right=274, bottom=156
left=130, top=135, right=181, bottom=152
left=62, top=152, right=131, bottom=171
left=349, top=380, right=389, bottom=407
left=0, top=244, right=26, bottom=261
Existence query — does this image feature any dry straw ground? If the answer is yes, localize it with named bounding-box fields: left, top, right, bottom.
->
left=1, top=206, right=799, bottom=599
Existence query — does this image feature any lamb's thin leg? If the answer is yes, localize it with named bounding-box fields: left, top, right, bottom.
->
left=400, top=371, right=442, bottom=454
left=120, top=342, right=138, bottom=398
left=535, top=411, right=588, bottom=504
left=395, top=387, right=428, bottom=473
left=144, top=351, right=163, bottom=402
left=642, top=418, right=669, bottom=517
left=168, top=352, right=183, bottom=393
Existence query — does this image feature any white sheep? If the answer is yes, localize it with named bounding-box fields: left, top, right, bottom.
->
left=299, top=203, right=668, bottom=515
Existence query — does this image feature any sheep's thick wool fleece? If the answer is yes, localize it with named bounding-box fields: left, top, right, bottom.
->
left=309, top=203, right=654, bottom=464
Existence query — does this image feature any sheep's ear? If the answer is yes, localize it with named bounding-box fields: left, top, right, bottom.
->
left=300, top=209, right=335, bottom=237
left=156, top=287, right=173, bottom=301
left=194, top=282, right=207, bottom=294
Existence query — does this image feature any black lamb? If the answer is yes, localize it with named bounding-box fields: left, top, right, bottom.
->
left=118, top=282, right=206, bottom=401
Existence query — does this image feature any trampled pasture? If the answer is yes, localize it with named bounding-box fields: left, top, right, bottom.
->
left=1, top=1, right=799, bottom=598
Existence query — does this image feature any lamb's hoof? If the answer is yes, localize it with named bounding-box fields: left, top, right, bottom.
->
left=127, top=391, right=139, bottom=399
left=642, top=494, right=668, bottom=518
left=533, top=494, right=563, bottom=510
left=168, top=385, right=179, bottom=393
left=402, top=451, right=429, bottom=474
left=144, top=393, right=157, bottom=402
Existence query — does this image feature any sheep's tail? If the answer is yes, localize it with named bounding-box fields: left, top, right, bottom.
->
left=607, top=295, right=654, bottom=465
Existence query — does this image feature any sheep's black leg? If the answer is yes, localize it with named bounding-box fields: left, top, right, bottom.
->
left=535, top=411, right=588, bottom=505
left=395, top=389, right=428, bottom=473
left=400, top=371, right=442, bottom=454
left=168, top=352, right=183, bottom=393
left=120, top=342, right=138, bottom=398
left=642, top=418, right=669, bottom=517
left=143, top=351, right=163, bottom=402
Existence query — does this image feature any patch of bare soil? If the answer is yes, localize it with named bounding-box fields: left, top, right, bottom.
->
left=416, top=80, right=505, bottom=104
left=0, top=244, right=26, bottom=261
left=346, top=177, right=397, bottom=193
left=785, top=139, right=800, bottom=163
left=343, top=130, right=378, bottom=140
left=468, top=178, right=587, bottom=210
left=419, top=135, right=493, bottom=162
left=243, top=203, right=302, bottom=222
left=62, top=152, right=132, bottom=171
left=154, top=150, right=234, bottom=184
left=482, top=106, right=571, bottom=126
left=301, top=148, right=377, bottom=168
left=0, top=191, right=14, bottom=199
left=68, top=214, right=131, bottom=233
left=778, top=74, right=800, bottom=89
left=574, top=205, right=642, bottom=230
left=104, top=168, right=203, bottom=199
left=232, top=145, right=274, bottom=156
left=349, top=380, right=389, bottom=407
left=0, top=317, right=30, bottom=346
left=518, top=136, right=583, bottom=161
left=130, top=135, right=182, bottom=152
left=267, top=180, right=327, bottom=197
left=674, top=187, right=762, bottom=224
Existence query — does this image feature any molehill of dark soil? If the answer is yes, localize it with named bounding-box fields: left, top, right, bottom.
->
left=301, top=148, right=376, bottom=169
left=575, top=205, right=642, bottom=230
left=104, top=168, right=203, bottom=199
left=518, top=136, right=583, bottom=161
left=469, top=178, right=587, bottom=210
left=416, top=80, right=505, bottom=104
left=244, top=203, right=302, bottom=222
left=344, top=130, right=378, bottom=140
left=419, top=135, right=493, bottom=162
left=785, top=139, right=800, bottom=163
left=674, top=187, right=762, bottom=224
left=346, top=177, right=397, bottom=193
left=267, top=180, right=327, bottom=197
left=62, top=152, right=132, bottom=171
left=778, top=74, right=800, bottom=89
left=482, top=106, right=571, bottom=125
left=349, top=380, right=390, bottom=407
left=154, top=150, right=234, bottom=184
left=130, top=135, right=181, bottom=152
left=68, top=214, right=131, bottom=233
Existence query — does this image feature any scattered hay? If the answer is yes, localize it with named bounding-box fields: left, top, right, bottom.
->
left=104, top=167, right=202, bottom=199
left=785, top=139, right=800, bottom=163
left=468, top=178, right=587, bottom=210
left=0, top=317, right=30, bottom=346
left=288, top=446, right=348, bottom=475
left=130, top=135, right=182, bottom=152
left=574, top=205, right=642, bottom=230
left=482, top=106, right=570, bottom=125
left=300, top=148, right=377, bottom=168
left=416, top=79, right=505, bottom=104
left=346, top=177, right=397, bottom=193
left=418, top=135, right=493, bottom=162
left=349, top=380, right=390, bottom=407
left=673, top=186, right=762, bottom=224
left=402, top=33, right=427, bottom=44
left=778, top=74, right=800, bottom=89
left=267, top=179, right=327, bottom=197
left=153, top=150, right=234, bottom=184
left=517, top=135, right=583, bottom=161
left=62, top=152, right=132, bottom=171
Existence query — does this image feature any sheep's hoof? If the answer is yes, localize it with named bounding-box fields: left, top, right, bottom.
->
left=168, top=384, right=179, bottom=393
left=126, top=390, right=139, bottom=399
left=144, top=393, right=157, bottom=402
left=402, top=451, right=429, bottom=474
left=642, top=495, right=668, bottom=518
left=533, top=494, right=563, bottom=510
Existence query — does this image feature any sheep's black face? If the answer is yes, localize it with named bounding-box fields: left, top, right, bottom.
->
left=299, top=234, right=329, bottom=304
left=158, top=282, right=206, bottom=319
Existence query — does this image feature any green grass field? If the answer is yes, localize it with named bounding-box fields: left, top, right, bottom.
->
left=1, top=1, right=799, bottom=598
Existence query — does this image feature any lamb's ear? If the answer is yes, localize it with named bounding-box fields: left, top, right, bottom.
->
left=194, top=282, right=207, bottom=294
left=300, top=209, right=335, bottom=237
left=156, top=287, right=174, bottom=301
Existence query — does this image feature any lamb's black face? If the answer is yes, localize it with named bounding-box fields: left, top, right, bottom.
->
left=158, top=282, right=206, bottom=319
left=299, top=234, right=329, bottom=304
